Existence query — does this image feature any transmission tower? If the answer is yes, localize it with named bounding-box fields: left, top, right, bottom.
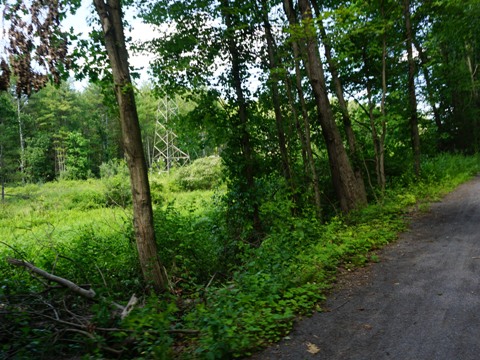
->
left=150, top=96, right=190, bottom=173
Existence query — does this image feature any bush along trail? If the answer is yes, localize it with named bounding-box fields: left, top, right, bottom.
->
left=0, top=154, right=479, bottom=359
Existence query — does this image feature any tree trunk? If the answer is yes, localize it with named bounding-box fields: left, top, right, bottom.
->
left=289, top=37, right=322, bottom=220
left=365, top=75, right=382, bottom=189
left=285, top=0, right=367, bottom=213
left=0, top=144, right=4, bottom=202
left=16, top=97, right=26, bottom=184
left=413, top=38, right=442, bottom=132
left=285, top=76, right=308, bottom=179
left=379, top=0, right=387, bottom=192
left=258, top=0, right=298, bottom=211
left=221, top=0, right=262, bottom=240
left=361, top=40, right=386, bottom=194
left=403, top=0, right=421, bottom=177
left=465, top=46, right=480, bottom=152
left=310, top=0, right=366, bottom=197
left=93, top=0, right=167, bottom=292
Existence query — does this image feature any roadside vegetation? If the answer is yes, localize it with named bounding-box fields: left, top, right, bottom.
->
left=1, top=153, right=479, bottom=359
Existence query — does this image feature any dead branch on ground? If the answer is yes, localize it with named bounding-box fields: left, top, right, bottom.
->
left=7, top=257, right=96, bottom=299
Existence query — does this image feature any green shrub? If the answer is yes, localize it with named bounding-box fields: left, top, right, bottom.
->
left=153, top=202, right=228, bottom=288
left=421, top=153, right=480, bottom=186
left=150, top=178, right=165, bottom=206
left=175, top=156, right=223, bottom=191
left=103, top=174, right=132, bottom=207
left=99, top=158, right=129, bottom=179
left=120, top=296, right=177, bottom=359
left=100, top=159, right=132, bottom=207
left=66, top=187, right=106, bottom=210
left=54, top=225, right=141, bottom=295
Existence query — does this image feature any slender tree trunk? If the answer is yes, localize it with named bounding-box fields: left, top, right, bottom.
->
left=0, top=144, right=4, bottom=202
left=365, top=76, right=382, bottom=188
left=413, top=38, right=442, bottom=132
left=310, top=0, right=366, bottom=197
left=93, top=0, right=167, bottom=292
left=285, top=0, right=367, bottom=213
left=290, top=38, right=322, bottom=220
left=16, top=97, right=25, bottom=184
left=379, top=0, right=387, bottom=192
left=365, top=71, right=377, bottom=173
left=258, top=0, right=292, bottom=184
left=465, top=46, right=480, bottom=152
left=285, top=76, right=308, bottom=178
left=403, top=0, right=421, bottom=177
left=221, top=0, right=262, bottom=240
left=361, top=36, right=386, bottom=194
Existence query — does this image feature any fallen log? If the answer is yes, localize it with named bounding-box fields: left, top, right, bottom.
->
left=7, top=258, right=96, bottom=299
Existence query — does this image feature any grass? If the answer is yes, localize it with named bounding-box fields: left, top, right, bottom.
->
left=1, top=180, right=127, bottom=247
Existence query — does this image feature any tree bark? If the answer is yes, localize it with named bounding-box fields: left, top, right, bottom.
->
left=378, top=0, right=387, bottom=192
left=17, top=97, right=26, bottom=184
left=285, top=0, right=367, bottom=213
left=289, top=37, right=322, bottom=220
left=361, top=39, right=386, bottom=193
left=258, top=0, right=300, bottom=214
left=0, top=144, right=4, bottom=202
left=258, top=0, right=293, bottom=185
left=310, top=0, right=366, bottom=197
left=465, top=45, right=480, bottom=152
left=93, top=0, right=167, bottom=292
left=403, top=0, right=421, bottom=177
left=413, top=38, right=442, bottom=132
left=221, top=0, right=262, bottom=240
left=365, top=72, right=382, bottom=190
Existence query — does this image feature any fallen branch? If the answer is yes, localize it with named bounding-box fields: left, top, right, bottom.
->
left=7, top=258, right=96, bottom=299
left=121, top=294, right=138, bottom=320
left=6, top=258, right=131, bottom=313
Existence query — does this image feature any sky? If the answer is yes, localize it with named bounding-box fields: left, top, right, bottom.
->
left=65, top=2, right=158, bottom=89
left=1, top=2, right=259, bottom=95
left=0, top=2, right=158, bottom=90
left=66, top=3, right=259, bottom=95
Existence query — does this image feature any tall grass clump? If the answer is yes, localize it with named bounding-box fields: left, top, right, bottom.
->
left=0, top=178, right=143, bottom=358
left=174, top=156, right=224, bottom=191
left=421, top=153, right=480, bottom=187
left=100, top=159, right=132, bottom=207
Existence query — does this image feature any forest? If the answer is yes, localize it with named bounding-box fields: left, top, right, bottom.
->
left=1, top=0, right=480, bottom=358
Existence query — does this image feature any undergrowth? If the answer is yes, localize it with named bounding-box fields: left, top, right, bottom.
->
left=0, top=153, right=479, bottom=359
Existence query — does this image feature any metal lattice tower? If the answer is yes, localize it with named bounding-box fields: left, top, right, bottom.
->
left=150, top=97, right=190, bottom=173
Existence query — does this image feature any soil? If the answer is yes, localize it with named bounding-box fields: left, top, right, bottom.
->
left=249, top=175, right=480, bottom=360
